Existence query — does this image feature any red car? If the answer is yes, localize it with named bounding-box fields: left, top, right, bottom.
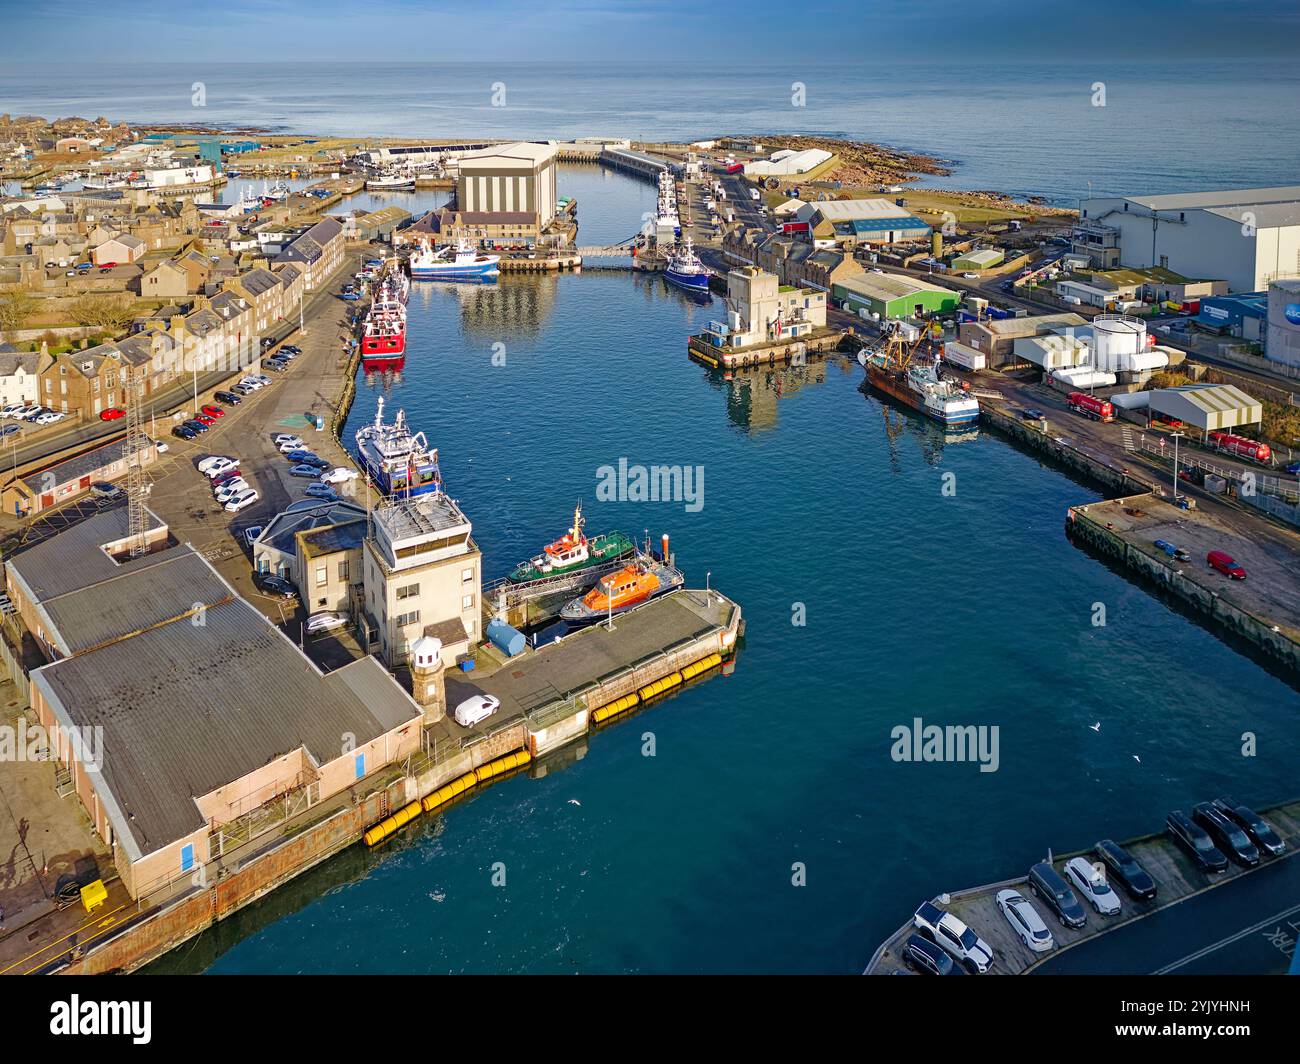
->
left=99, top=407, right=125, bottom=421
left=1207, top=550, right=1246, bottom=580
left=201, top=404, right=225, bottom=418
left=195, top=414, right=217, bottom=427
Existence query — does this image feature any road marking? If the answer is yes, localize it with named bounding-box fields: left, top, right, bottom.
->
left=1154, top=898, right=1300, bottom=973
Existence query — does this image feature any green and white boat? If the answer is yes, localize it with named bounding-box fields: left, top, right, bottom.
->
left=507, top=502, right=635, bottom=584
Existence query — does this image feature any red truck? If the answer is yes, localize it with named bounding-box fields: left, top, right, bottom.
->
left=725, top=162, right=744, bottom=175
left=1067, top=391, right=1115, bottom=422
left=1207, top=431, right=1272, bottom=465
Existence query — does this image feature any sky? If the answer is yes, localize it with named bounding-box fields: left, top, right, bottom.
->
left=0, top=0, right=1298, bottom=63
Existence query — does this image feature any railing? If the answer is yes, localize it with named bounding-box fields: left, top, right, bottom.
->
left=1136, top=435, right=1300, bottom=503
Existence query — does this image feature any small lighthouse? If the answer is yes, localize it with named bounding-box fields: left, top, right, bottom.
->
left=410, top=634, right=446, bottom=723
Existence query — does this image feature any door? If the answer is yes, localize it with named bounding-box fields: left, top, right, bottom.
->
left=180, top=843, right=194, bottom=873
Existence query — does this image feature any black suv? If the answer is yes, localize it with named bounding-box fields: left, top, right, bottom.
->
left=253, top=572, right=298, bottom=599
left=1212, top=796, right=1286, bottom=857
left=1027, top=862, right=1087, bottom=929
left=214, top=390, right=243, bottom=405
left=901, top=933, right=961, bottom=976
left=1192, top=803, right=1260, bottom=867
left=1167, top=810, right=1229, bottom=873
left=1094, top=839, right=1157, bottom=901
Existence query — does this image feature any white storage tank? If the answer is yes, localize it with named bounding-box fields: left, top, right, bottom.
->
left=1091, top=314, right=1146, bottom=372
left=1052, top=367, right=1117, bottom=389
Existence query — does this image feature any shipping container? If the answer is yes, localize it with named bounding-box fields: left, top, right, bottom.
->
left=942, top=341, right=986, bottom=371
left=1067, top=391, right=1115, bottom=422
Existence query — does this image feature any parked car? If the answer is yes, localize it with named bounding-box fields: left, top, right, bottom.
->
left=0, top=424, right=20, bottom=438
left=173, top=424, right=198, bottom=440
left=912, top=900, right=993, bottom=973
left=1, top=403, right=27, bottom=418
left=183, top=419, right=209, bottom=434
left=280, top=345, right=301, bottom=355
left=194, top=413, right=217, bottom=427
left=284, top=449, right=325, bottom=465
left=19, top=406, right=47, bottom=421
left=264, top=358, right=289, bottom=372
left=151, top=438, right=169, bottom=453
left=454, top=693, right=500, bottom=727
left=231, top=384, right=254, bottom=397
left=1027, top=861, right=1087, bottom=929
left=242, top=525, right=263, bottom=550
left=1153, top=414, right=1184, bottom=428
left=215, top=479, right=251, bottom=504
left=90, top=481, right=123, bottom=500
left=1153, top=539, right=1190, bottom=562
left=1020, top=408, right=1045, bottom=421
left=320, top=467, right=358, bottom=485
left=1063, top=856, right=1122, bottom=916
left=214, top=390, right=243, bottom=405
left=303, top=484, right=340, bottom=501
left=199, top=455, right=239, bottom=477
left=1286, top=461, right=1300, bottom=476
left=253, top=571, right=296, bottom=598
left=901, top=933, right=961, bottom=976
left=277, top=438, right=305, bottom=453
left=1207, top=550, right=1246, bottom=579
left=238, top=376, right=264, bottom=391
left=288, top=464, right=322, bottom=478
left=34, top=412, right=63, bottom=425
left=200, top=404, right=225, bottom=419
left=253, top=374, right=272, bottom=387
left=1093, top=839, right=1157, bottom=901
left=99, top=407, right=125, bottom=421
left=305, top=611, right=348, bottom=635
left=1212, top=796, right=1286, bottom=857
left=995, top=889, right=1054, bottom=953
left=224, top=488, right=259, bottom=513
left=1192, top=802, right=1260, bottom=867
left=1166, top=810, right=1229, bottom=873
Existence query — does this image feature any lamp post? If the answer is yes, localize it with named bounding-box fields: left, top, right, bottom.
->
left=1170, top=430, right=1185, bottom=503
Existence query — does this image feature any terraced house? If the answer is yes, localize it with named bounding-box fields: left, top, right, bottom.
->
left=274, top=217, right=343, bottom=291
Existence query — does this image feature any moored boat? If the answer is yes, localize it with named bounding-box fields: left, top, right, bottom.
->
left=664, top=236, right=711, bottom=293
left=559, top=559, right=683, bottom=624
left=409, top=239, right=499, bottom=280
left=353, top=398, right=441, bottom=497
left=858, top=349, right=980, bottom=427
left=507, top=502, right=636, bottom=583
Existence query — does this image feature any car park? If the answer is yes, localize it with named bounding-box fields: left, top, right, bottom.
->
left=99, top=407, right=125, bottom=421
left=1063, top=856, right=1122, bottom=916
left=1212, top=796, right=1286, bottom=857
left=454, top=693, right=500, bottom=727
left=224, top=488, right=259, bottom=512
left=995, top=889, right=1054, bottom=953
left=1192, top=802, right=1260, bottom=867
left=214, top=390, right=243, bottom=405
left=1093, top=839, right=1157, bottom=901
left=901, top=933, right=961, bottom=976
left=288, top=464, right=322, bottom=478
left=1166, top=809, right=1229, bottom=873
left=1206, top=550, right=1246, bottom=579
left=253, top=571, right=295, bottom=598
left=912, top=900, right=993, bottom=973
left=305, top=611, right=348, bottom=635
left=1027, top=861, right=1087, bottom=929
left=320, top=466, right=358, bottom=484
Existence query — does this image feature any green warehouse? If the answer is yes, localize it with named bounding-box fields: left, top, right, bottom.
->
left=832, top=273, right=961, bottom=320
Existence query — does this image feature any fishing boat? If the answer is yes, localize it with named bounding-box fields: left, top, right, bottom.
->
left=366, top=171, right=415, bottom=191
left=559, top=558, right=684, bottom=624
left=408, top=239, right=499, bottom=281
left=354, top=398, right=441, bottom=497
left=664, top=236, right=711, bottom=293
left=857, top=329, right=980, bottom=428
left=264, top=179, right=291, bottom=201
left=507, top=502, right=636, bottom=583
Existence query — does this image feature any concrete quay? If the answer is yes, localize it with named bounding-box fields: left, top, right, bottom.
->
left=688, top=328, right=846, bottom=370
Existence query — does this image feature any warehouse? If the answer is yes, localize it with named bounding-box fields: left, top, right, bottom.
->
left=804, top=198, right=930, bottom=246
left=744, top=148, right=835, bottom=180
left=1196, top=292, right=1268, bottom=340
left=457, top=141, right=558, bottom=225
left=832, top=273, right=959, bottom=320
left=951, top=248, right=1005, bottom=272
left=1147, top=383, right=1263, bottom=434
left=1074, top=185, right=1300, bottom=292
left=956, top=313, right=1088, bottom=368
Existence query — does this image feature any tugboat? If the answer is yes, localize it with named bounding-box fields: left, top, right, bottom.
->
left=858, top=324, right=980, bottom=428
left=664, top=236, right=711, bottom=293
left=507, top=502, right=636, bottom=583
left=559, top=558, right=684, bottom=625
left=353, top=397, right=441, bottom=497
left=409, top=239, right=500, bottom=281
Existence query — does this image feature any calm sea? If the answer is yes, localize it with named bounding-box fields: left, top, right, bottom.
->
left=3, top=60, right=1298, bottom=204
left=142, top=164, right=1300, bottom=975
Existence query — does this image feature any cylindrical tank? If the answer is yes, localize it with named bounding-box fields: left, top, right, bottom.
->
left=1091, top=314, right=1145, bottom=372
left=931, top=231, right=942, bottom=259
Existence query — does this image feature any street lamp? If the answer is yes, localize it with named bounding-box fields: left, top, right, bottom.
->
left=1170, top=430, right=1185, bottom=503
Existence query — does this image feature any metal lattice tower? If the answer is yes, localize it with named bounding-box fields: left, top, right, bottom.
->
left=122, top=367, right=148, bottom=557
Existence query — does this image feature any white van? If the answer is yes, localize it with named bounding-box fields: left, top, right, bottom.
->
left=454, top=694, right=501, bottom=727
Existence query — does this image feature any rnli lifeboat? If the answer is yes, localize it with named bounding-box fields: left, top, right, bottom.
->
left=558, top=559, right=683, bottom=624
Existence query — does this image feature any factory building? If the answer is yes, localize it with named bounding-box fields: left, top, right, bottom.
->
left=1266, top=278, right=1300, bottom=368
left=832, top=272, right=959, bottom=320
left=456, top=141, right=558, bottom=227
left=1073, top=186, right=1300, bottom=292
left=1195, top=292, right=1268, bottom=341
left=802, top=198, right=930, bottom=247
left=956, top=312, right=1088, bottom=369
left=743, top=148, right=835, bottom=180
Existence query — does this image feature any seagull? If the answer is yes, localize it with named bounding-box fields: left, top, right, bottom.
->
left=567, top=799, right=581, bottom=807
left=1088, top=722, right=1101, bottom=732
left=1132, top=755, right=1141, bottom=763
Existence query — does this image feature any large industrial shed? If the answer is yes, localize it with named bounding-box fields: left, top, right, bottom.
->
left=1147, top=384, right=1263, bottom=434
left=833, top=273, right=960, bottom=320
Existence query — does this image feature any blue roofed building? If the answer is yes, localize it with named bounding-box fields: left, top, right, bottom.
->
left=1196, top=291, right=1268, bottom=341
left=805, top=197, right=931, bottom=247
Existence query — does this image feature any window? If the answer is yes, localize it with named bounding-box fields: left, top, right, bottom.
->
left=461, top=567, right=474, bottom=584
left=338, top=560, right=350, bottom=581
left=315, top=565, right=326, bottom=587
left=354, top=752, right=365, bottom=780
left=396, top=582, right=419, bottom=600
left=462, top=593, right=475, bottom=610
left=395, top=609, right=420, bottom=627
left=180, top=843, right=194, bottom=872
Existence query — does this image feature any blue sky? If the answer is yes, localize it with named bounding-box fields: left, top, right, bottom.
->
left=0, top=0, right=1297, bottom=62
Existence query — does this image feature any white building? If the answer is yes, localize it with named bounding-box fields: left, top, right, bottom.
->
left=744, top=148, right=833, bottom=179
left=0, top=349, right=41, bottom=408
left=144, top=164, right=215, bottom=188
left=1266, top=278, right=1300, bottom=368
left=1074, top=186, right=1300, bottom=292
left=457, top=142, right=558, bottom=226
left=702, top=267, right=826, bottom=348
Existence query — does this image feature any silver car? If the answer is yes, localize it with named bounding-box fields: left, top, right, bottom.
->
left=1064, top=857, right=1122, bottom=916
left=995, top=889, right=1055, bottom=953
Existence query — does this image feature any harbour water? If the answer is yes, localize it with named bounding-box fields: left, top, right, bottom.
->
left=152, top=165, right=1300, bottom=975
left=5, top=60, right=1300, bottom=204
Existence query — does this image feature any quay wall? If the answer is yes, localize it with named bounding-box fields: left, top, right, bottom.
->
left=688, top=330, right=844, bottom=370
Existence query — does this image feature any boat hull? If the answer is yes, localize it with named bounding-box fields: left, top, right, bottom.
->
left=410, top=264, right=499, bottom=280
left=665, top=268, right=711, bottom=293
left=865, top=362, right=980, bottom=428
left=508, top=534, right=636, bottom=584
